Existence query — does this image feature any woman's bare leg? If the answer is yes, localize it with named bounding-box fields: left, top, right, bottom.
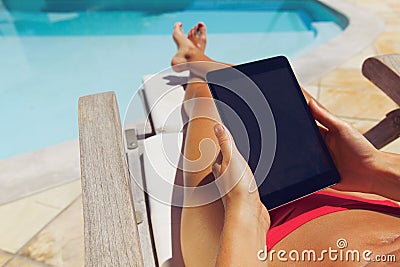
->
left=172, top=22, right=225, bottom=267
left=180, top=81, right=225, bottom=267
left=171, top=21, right=332, bottom=266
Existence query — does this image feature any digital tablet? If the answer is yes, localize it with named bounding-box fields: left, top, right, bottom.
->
left=206, top=56, right=340, bottom=210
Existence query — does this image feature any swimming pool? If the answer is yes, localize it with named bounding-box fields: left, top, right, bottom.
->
left=0, top=0, right=347, bottom=159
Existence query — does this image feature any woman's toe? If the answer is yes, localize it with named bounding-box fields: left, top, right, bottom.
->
left=198, top=22, right=207, bottom=37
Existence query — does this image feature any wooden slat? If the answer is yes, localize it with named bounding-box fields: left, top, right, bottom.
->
left=78, top=92, right=144, bottom=267
left=362, top=54, right=400, bottom=105
left=126, top=147, right=157, bottom=267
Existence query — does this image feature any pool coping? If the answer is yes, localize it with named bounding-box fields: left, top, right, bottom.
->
left=293, top=0, right=384, bottom=85
left=0, top=0, right=385, bottom=204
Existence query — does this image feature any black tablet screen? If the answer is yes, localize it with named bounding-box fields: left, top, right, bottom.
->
left=207, top=56, right=340, bottom=209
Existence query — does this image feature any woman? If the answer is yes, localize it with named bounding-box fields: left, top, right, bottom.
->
left=171, top=22, right=400, bottom=266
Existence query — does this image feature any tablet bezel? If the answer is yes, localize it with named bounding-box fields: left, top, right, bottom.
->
left=206, top=56, right=340, bottom=210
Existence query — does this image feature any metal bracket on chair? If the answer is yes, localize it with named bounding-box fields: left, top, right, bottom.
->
left=125, top=129, right=138, bottom=150
left=135, top=210, right=143, bottom=225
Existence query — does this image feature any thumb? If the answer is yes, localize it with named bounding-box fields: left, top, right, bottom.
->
left=309, top=99, right=342, bottom=132
left=214, top=124, right=233, bottom=165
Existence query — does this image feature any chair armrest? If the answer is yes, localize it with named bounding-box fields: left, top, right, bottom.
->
left=364, top=108, right=400, bottom=149
left=78, top=92, right=144, bottom=266
left=361, top=54, right=400, bottom=148
left=362, top=54, right=400, bottom=105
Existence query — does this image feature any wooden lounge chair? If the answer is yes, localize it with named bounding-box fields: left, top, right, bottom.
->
left=362, top=54, right=400, bottom=148
left=77, top=54, right=400, bottom=266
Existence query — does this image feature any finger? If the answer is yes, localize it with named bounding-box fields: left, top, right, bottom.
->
left=214, top=124, right=232, bottom=165
left=309, top=99, right=342, bottom=131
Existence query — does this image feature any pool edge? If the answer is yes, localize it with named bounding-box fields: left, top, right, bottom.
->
left=292, top=0, right=385, bottom=85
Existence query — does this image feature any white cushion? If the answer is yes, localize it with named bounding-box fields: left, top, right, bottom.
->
left=142, top=71, right=188, bottom=134
left=142, top=132, right=183, bottom=266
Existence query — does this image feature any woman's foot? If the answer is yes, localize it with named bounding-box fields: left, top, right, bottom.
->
left=171, top=22, right=207, bottom=72
left=188, top=22, right=207, bottom=52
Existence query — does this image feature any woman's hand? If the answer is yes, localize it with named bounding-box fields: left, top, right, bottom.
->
left=212, top=124, right=269, bottom=222
left=212, top=124, right=270, bottom=267
left=309, top=99, right=387, bottom=194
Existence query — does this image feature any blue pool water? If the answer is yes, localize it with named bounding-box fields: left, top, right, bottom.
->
left=0, top=0, right=347, bottom=159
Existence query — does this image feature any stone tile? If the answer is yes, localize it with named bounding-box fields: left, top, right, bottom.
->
left=381, top=14, right=400, bottom=32
left=339, top=46, right=376, bottom=69
left=20, top=198, right=84, bottom=267
left=31, top=180, right=81, bottom=210
left=374, top=29, right=400, bottom=53
left=319, top=68, right=377, bottom=92
left=0, top=249, right=13, bottom=265
left=351, top=1, right=393, bottom=14
left=305, top=85, right=319, bottom=100
left=375, top=39, right=400, bottom=54
left=0, top=198, right=59, bottom=254
left=375, top=31, right=400, bottom=43
left=346, top=0, right=394, bottom=18
left=388, top=1, right=400, bottom=12
left=0, top=181, right=81, bottom=253
left=4, top=256, right=48, bottom=267
left=0, top=139, right=80, bottom=205
left=309, top=79, right=320, bottom=87
left=319, top=87, right=398, bottom=120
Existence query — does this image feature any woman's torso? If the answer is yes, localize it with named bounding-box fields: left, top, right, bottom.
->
left=270, top=190, right=400, bottom=266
